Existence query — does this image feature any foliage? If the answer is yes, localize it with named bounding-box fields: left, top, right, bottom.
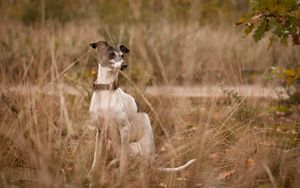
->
left=221, top=86, right=244, bottom=103
left=272, top=66, right=300, bottom=102
left=237, top=0, right=300, bottom=46
left=269, top=105, right=292, bottom=115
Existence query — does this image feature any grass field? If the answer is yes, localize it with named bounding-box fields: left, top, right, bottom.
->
left=1, top=1, right=300, bottom=188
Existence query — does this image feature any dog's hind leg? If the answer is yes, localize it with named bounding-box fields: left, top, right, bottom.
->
left=139, top=113, right=155, bottom=163
left=128, top=142, right=142, bottom=158
left=119, top=126, right=130, bottom=182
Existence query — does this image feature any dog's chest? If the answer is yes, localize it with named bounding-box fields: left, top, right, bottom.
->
left=89, top=89, right=139, bottom=123
left=90, top=91, right=121, bottom=119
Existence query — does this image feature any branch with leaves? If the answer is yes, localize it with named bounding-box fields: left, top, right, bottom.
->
left=236, top=0, right=300, bottom=47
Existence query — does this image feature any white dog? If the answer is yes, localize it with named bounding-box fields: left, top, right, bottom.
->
left=89, top=41, right=195, bottom=179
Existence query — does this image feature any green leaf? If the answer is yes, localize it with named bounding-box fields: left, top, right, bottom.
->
left=281, top=33, right=288, bottom=46
left=244, top=23, right=255, bottom=36
left=186, top=124, right=195, bottom=129
left=288, top=16, right=300, bottom=26
left=268, top=18, right=279, bottom=31
left=253, top=20, right=267, bottom=42
left=268, top=36, right=276, bottom=50
left=235, top=17, right=246, bottom=25
left=273, top=24, right=285, bottom=38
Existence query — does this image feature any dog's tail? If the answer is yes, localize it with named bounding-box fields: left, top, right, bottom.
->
left=157, top=159, right=197, bottom=172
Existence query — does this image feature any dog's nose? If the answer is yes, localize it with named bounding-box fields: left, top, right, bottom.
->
left=120, top=64, right=128, bottom=70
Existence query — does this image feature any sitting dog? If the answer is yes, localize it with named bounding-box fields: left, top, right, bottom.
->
left=89, top=41, right=195, bottom=179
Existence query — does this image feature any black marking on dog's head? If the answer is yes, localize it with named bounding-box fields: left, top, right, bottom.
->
left=89, top=41, right=108, bottom=49
left=89, top=43, right=97, bottom=49
left=119, top=45, right=130, bottom=54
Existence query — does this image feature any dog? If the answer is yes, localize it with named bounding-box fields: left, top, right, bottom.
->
left=89, top=41, right=196, bottom=179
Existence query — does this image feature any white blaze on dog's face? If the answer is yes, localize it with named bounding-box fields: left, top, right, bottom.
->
left=89, top=41, right=130, bottom=71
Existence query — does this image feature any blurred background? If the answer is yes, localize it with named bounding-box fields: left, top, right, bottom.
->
left=1, top=0, right=298, bottom=87
left=0, top=1, right=300, bottom=188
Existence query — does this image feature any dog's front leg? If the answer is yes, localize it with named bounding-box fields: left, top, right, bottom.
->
left=90, top=128, right=100, bottom=176
left=89, top=116, right=104, bottom=178
left=119, top=126, right=130, bottom=182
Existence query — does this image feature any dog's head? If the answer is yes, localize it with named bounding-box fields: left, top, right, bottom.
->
left=89, top=41, right=129, bottom=71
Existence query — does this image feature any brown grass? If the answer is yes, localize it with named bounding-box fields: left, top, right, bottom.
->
left=0, top=19, right=299, bottom=188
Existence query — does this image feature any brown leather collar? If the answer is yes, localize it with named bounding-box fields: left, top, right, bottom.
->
left=92, top=80, right=119, bottom=91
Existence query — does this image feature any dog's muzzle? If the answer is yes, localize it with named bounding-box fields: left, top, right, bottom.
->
left=120, top=63, right=128, bottom=71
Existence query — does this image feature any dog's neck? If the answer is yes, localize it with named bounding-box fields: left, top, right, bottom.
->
left=95, top=63, right=119, bottom=84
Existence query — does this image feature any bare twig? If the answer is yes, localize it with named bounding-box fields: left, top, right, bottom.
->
left=44, top=51, right=90, bottom=89
left=263, top=162, right=277, bottom=188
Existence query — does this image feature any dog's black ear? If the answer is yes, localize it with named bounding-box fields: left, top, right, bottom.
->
left=89, top=41, right=108, bottom=49
left=119, top=45, right=130, bottom=53
left=89, top=43, right=98, bottom=49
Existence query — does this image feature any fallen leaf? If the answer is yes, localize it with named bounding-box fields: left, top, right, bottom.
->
left=180, top=170, right=192, bottom=178
left=217, top=169, right=236, bottom=180
left=160, top=146, right=166, bottom=151
left=224, top=149, right=229, bottom=154
left=276, top=128, right=284, bottom=133
left=91, top=70, right=96, bottom=75
left=209, top=153, right=220, bottom=163
left=246, top=158, right=255, bottom=169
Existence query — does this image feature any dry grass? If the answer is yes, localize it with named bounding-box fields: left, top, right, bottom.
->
left=0, top=19, right=300, bottom=188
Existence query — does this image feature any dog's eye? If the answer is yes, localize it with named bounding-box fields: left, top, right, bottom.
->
left=108, top=52, right=115, bottom=59
left=121, top=54, right=124, bottom=58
